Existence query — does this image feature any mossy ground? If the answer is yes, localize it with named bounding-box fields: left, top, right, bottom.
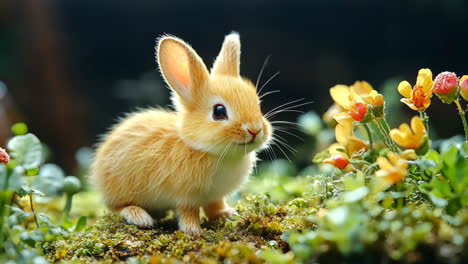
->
left=42, top=192, right=308, bottom=263
left=39, top=172, right=468, bottom=264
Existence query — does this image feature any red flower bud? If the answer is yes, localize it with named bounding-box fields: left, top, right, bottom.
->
left=433, top=72, right=460, bottom=104
left=323, top=154, right=349, bottom=170
left=434, top=72, right=458, bottom=94
left=349, top=102, right=368, bottom=122
left=0, top=148, right=9, bottom=164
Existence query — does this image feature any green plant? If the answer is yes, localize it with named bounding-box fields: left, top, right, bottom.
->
left=0, top=124, right=86, bottom=263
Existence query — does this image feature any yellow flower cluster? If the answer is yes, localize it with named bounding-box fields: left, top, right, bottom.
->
left=319, top=69, right=439, bottom=184
left=323, top=82, right=385, bottom=159
left=320, top=67, right=468, bottom=185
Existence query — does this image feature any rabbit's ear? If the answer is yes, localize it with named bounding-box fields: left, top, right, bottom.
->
left=157, top=36, right=209, bottom=101
left=211, top=32, right=240, bottom=77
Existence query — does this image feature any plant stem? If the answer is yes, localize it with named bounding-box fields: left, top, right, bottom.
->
left=380, top=118, right=401, bottom=152
left=374, top=119, right=398, bottom=152
left=379, top=117, right=391, bottom=136
left=363, top=124, right=373, bottom=152
left=29, top=195, right=40, bottom=228
left=419, top=111, right=430, bottom=135
left=396, top=182, right=405, bottom=209
left=454, top=99, right=468, bottom=141
left=62, top=194, right=73, bottom=224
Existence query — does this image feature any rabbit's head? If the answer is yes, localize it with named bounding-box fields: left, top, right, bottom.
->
left=157, top=33, right=272, bottom=156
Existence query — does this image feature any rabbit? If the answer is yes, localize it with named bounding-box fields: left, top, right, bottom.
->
left=91, top=32, right=272, bottom=236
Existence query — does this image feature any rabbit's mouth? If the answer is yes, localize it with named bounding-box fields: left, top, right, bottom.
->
left=238, top=141, right=254, bottom=146
left=236, top=137, right=265, bottom=148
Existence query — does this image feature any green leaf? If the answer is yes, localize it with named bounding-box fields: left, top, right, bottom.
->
left=7, top=134, right=43, bottom=170
left=37, top=213, right=67, bottom=235
left=32, top=163, right=65, bottom=198
left=442, top=145, right=458, bottom=168
left=446, top=198, right=463, bottom=216
left=16, top=185, right=45, bottom=197
left=343, top=186, right=368, bottom=203
left=433, top=180, right=453, bottom=197
left=428, top=193, right=448, bottom=207
left=327, top=206, right=348, bottom=226
left=423, top=150, right=442, bottom=175
left=441, top=145, right=468, bottom=194
left=11, top=122, right=28, bottom=136
left=7, top=205, right=33, bottom=221
left=412, top=159, right=437, bottom=170
left=288, top=198, right=308, bottom=208
left=312, top=149, right=330, bottom=163
left=73, top=216, right=87, bottom=232
left=462, top=141, right=468, bottom=158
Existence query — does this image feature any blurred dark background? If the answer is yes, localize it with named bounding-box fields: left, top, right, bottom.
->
left=0, top=0, right=466, bottom=171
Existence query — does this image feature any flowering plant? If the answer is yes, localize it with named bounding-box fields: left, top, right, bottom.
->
left=278, top=68, right=468, bottom=262
left=318, top=68, right=468, bottom=190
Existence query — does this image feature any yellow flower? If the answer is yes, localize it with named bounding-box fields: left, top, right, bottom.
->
left=329, top=81, right=376, bottom=109
left=376, top=152, right=408, bottom=184
left=323, top=103, right=343, bottom=126
left=365, top=90, right=384, bottom=107
left=331, top=117, right=368, bottom=156
left=330, top=81, right=384, bottom=122
left=398, top=68, right=433, bottom=111
left=389, top=116, right=427, bottom=150
left=399, top=149, right=418, bottom=160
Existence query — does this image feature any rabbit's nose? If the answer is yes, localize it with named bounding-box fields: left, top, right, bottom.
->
left=247, top=128, right=262, bottom=140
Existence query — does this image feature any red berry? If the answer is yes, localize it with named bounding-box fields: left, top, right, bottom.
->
left=434, top=72, right=459, bottom=95
left=0, top=148, right=9, bottom=164
left=331, top=154, right=349, bottom=170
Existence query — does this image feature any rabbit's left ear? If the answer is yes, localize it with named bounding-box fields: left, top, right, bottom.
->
left=211, top=32, right=240, bottom=77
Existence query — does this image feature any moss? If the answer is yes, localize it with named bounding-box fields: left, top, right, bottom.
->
left=43, top=194, right=303, bottom=263
left=40, top=165, right=468, bottom=263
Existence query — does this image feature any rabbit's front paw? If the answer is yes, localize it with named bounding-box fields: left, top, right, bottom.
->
left=119, top=206, right=155, bottom=228
left=215, top=207, right=237, bottom=219
left=204, top=199, right=237, bottom=220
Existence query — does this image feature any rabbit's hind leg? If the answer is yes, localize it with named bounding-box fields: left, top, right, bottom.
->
left=119, top=205, right=155, bottom=228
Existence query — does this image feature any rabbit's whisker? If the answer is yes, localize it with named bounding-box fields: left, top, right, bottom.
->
left=256, top=55, right=271, bottom=89
left=273, top=126, right=304, bottom=141
left=271, top=121, right=305, bottom=133
left=259, top=90, right=280, bottom=100
left=270, top=138, right=292, bottom=163
left=216, top=140, right=233, bottom=169
left=264, top=98, right=305, bottom=117
left=258, top=71, right=280, bottom=95
left=265, top=101, right=313, bottom=119
left=272, top=135, right=297, bottom=153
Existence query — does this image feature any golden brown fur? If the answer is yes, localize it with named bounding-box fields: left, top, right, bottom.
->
left=91, top=33, right=272, bottom=235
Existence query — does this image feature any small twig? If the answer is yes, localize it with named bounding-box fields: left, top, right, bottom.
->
left=29, top=195, right=40, bottom=228
left=454, top=99, right=468, bottom=141
left=363, top=123, right=373, bottom=152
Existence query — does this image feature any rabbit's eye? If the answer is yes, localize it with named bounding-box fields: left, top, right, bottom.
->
left=213, top=104, right=228, bottom=120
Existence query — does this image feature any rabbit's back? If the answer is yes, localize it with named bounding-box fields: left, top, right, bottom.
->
left=91, top=109, right=213, bottom=210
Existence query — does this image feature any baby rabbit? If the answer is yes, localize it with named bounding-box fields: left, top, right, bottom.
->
left=91, top=32, right=272, bottom=235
